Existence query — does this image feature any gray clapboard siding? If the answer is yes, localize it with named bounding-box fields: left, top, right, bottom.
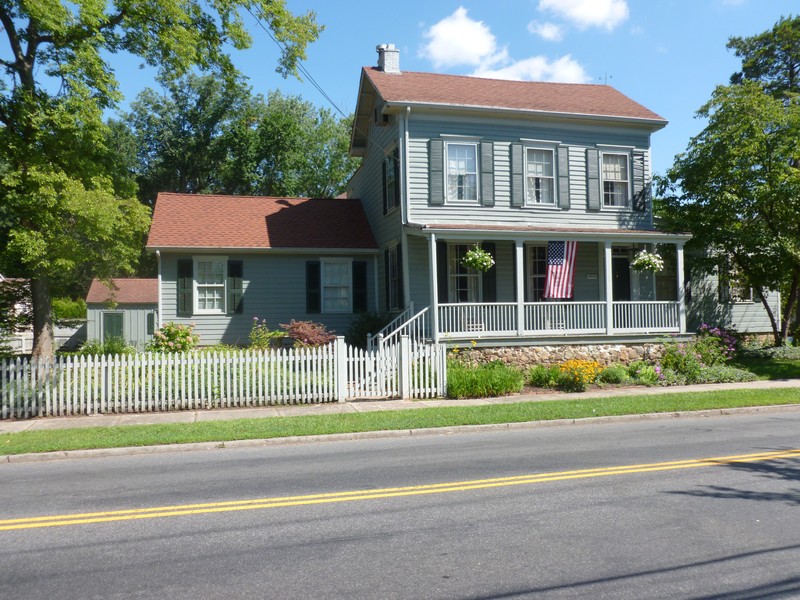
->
left=406, top=112, right=653, bottom=229
left=687, top=272, right=778, bottom=333
left=161, top=253, right=375, bottom=346
left=86, top=304, right=157, bottom=350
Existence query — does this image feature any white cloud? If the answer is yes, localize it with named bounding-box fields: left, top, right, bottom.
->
left=527, top=20, right=564, bottom=42
left=420, top=7, right=508, bottom=69
left=474, top=55, right=590, bottom=84
left=537, top=0, right=629, bottom=31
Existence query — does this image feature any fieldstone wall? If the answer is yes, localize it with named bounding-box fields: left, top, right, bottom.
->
left=451, top=343, right=667, bottom=369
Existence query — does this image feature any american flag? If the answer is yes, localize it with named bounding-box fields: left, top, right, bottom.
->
left=543, top=241, right=578, bottom=299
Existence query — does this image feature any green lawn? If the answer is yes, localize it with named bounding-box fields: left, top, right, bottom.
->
left=732, top=357, right=800, bottom=380
left=2, top=387, right=799, bottom=456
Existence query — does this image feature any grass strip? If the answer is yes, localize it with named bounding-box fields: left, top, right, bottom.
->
left=2, top=388, right=799, bottom=456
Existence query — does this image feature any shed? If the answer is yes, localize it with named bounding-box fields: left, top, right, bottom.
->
left=86, top=279, right=158, bottom=350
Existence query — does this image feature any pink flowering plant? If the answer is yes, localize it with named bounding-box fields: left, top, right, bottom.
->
left=249, top=317, right=287, bottom=349
left=147, top=322, right=199, bottom=353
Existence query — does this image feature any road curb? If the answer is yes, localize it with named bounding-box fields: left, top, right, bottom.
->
left=5, top=403, right=800, bottom=464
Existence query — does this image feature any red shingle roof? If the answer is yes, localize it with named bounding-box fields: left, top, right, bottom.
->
left=86, top=279, right=158, bottom=304
left=146, top=193, right=378, bottom=250
left=363, top=67, right=666, bottom=123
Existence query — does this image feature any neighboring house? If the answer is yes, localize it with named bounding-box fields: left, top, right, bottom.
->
left=146, top=194, right=378, bottom=346
left=346, top=44, right=777, bottom=345
left=86, top=279, right=158, bottom=350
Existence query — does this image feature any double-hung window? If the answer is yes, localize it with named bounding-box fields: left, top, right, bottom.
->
left=448, top=243, right=481, bottom=303
left=446, top=143, right=478, bottom=201
left=383, top=147, right=400, bottom=214
left=602, top=153, right=630, bottom=207
left=526, top=149, right=555, bottom=205
left=526, top=245, right=548, bottom=301
left=321, top=259, right=352, bottom=313
left=195, top=257, right=226, bottom=313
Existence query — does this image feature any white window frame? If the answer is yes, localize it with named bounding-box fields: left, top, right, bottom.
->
left=601, top=152, right=631, bottom=208
left=721, top=263, right=754, bottom=303
left=445, top=141, right=479, bottom=203
left=193, top=256, right=227, bottom=315
left=524, top=147, right=557, bottom=206
left=321, top=258, right=353, bottom=314
left=447, top=243, right=482, bottom=303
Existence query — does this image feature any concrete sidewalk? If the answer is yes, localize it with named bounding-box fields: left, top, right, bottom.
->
left=2, top=378, right=799, bottom=436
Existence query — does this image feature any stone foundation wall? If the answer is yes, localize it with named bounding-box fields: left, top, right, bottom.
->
left=452, top=343, right=667, bottom=369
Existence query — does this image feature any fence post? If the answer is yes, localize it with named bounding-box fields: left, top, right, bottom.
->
left=335, top=336, right=347, bottom=402
left=398, top=335, right=411, bottom=399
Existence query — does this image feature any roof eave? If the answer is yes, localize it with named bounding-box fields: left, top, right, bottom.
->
left=146, top=246, right=379, bottom=254
left=383, top=100, right=668, bottom=130
left=406, top=223, right=691, bottom=243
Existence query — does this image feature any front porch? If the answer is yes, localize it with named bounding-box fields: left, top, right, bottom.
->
left=374, top=228, right=692, bottom=347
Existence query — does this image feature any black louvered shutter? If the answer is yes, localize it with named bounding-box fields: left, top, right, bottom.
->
left=177, top=259, right=193, bottom=316
left=353, top=261, right=368, bottom=313
left=632, top=150, right=648, bottom=212
left=510, top=143, right=524, bottom=207
left=395, top=243, right=403, bottom=307
left=227, top=260, right=243, bottom=314
left=429, top=139, right=444, bottom=205
left=557, top=146, right=570, bottom=209
left=437, top=240, right=449, bottom=303
left=306, top=261, right=321, bottom=314
left=480, top=141, right=495, bottom=206
left=586, top=148, right=601, bottom=210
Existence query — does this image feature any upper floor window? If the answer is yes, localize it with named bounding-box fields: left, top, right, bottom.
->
left=526, top=149, right=555, bottom=205
left=602, top=153, right=629, bottom=207
left=446, top=143, right=478, bottom=201
left=383, top=147, right=400, bottom=214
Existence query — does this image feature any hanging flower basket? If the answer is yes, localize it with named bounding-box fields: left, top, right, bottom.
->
left=630, top=250, right=664, bottom=272
left=461, top=245, right=495, bottom=272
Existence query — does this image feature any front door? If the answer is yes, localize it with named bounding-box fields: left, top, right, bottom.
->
left=612, top=257, right=631, bottom=301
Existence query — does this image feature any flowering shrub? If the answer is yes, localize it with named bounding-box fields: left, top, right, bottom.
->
left=628, top=361, right=660, bottom=385
left=280, top=319, right=336, bottom=347
left=249, top=317, right=286, bottom=349
left=659, top=343, right=703, bottom=380
left=147, top=322, right=199, bottom=353
left=461, top=245, right=495, bottom=272
left=630, top=250, right=664, bottom=272
left=696, top=323, right=738, bottom=363
left=556, top=359, right=602, bottom=392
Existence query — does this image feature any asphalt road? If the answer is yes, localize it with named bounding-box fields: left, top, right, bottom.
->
left=1, top=411, right=799, bottom=599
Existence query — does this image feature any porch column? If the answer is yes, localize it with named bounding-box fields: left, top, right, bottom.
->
left=604, top=240, right=613, bottom=335
left=515, top=240, right=525, bottom=336
left=676, top=242, right=687, bottom=333
left=429, top=233, right=440, bottom=342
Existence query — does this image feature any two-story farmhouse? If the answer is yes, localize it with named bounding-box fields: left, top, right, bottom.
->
left=146, top=44, right=778, bottom=348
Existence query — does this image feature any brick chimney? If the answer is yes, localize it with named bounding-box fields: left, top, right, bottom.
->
left=376, top=43, right=400, bottom=74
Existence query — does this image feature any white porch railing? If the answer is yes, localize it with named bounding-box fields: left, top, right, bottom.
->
left=371, top=306, right=430, bottom=349
left=431, top=301, right=680, bottom=340
left=613, top=301, right=679, bottom=333
left=439, top=303, right=517, bottom=336
left=525, top=302, right=606, bottom=335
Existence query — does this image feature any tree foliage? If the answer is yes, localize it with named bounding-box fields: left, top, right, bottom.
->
left=659, top=71, right=800, bottom=345
left=0, top=0, right=320, bottom=357
left=125, top=77, right=359, bottom=205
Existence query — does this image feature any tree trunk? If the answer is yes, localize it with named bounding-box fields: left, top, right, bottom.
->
left=755, top=286, right=782, bottom=346
left=30, top=277, right=54, bottom=358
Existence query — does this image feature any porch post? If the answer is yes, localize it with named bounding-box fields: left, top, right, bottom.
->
left=515, top=240, right=524, bottom=336
left=429, top=233, right=440, bottom=342
left=604, top=240, right=613, bottom=335
left=676, top=242, right=687, bottom=333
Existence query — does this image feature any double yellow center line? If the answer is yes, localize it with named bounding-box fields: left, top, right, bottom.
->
left=3, top=448, right=799, bottom=531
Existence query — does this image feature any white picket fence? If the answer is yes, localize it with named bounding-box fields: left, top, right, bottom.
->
left=0, top=337, right=447, bottom=419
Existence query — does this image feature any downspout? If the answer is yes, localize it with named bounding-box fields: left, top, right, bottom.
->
left=401, top=106, right=411, bottom=310
left=156, top=250, right=162, bottom=329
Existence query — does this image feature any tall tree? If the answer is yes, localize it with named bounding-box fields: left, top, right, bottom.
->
left=658, top=82, right=800, bottom=344
left=728, top=15, right=800, bottom=96
left=0, top=0, right=320, bottom=357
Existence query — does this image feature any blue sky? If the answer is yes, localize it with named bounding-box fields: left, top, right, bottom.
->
left=113, top=0, right=798, bottom=176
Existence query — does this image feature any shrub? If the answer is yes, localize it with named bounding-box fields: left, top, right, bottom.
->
left=280, top=320, right=336, bottom=347
left=249, top=317, right=286, bottom=349
left=447, top=360, right=524, bottom=398
left=147, top=322, right=199, bottom=353
left=692, top=365, right=758, bottom=384
left=657, top=368, right=687, bottom=386
left=528, top=364, right=561, bottom=388
left=79, top=337, right=136, bottom=356
left=660, top=342, right=704, bottom=381
left=52, top=297, right=87, bottom=322
left=345, top=312, right=393, bottom=349
left=696, top=323, right=739, bottom=362
left=739, top=345, right=800, bottom=360
left=597, top=365, right=630, bottom=385
left=556, top=359, right=602, bottom=392
left=628, top=361, right=660, bottom=385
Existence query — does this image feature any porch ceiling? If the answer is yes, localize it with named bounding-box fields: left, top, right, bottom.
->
left=405, top=222, right=691, bottom=244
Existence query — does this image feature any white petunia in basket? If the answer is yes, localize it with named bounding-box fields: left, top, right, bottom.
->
left=461, top=245, right=495, bottom=272
left=630, top=250, right=664, bottom=272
